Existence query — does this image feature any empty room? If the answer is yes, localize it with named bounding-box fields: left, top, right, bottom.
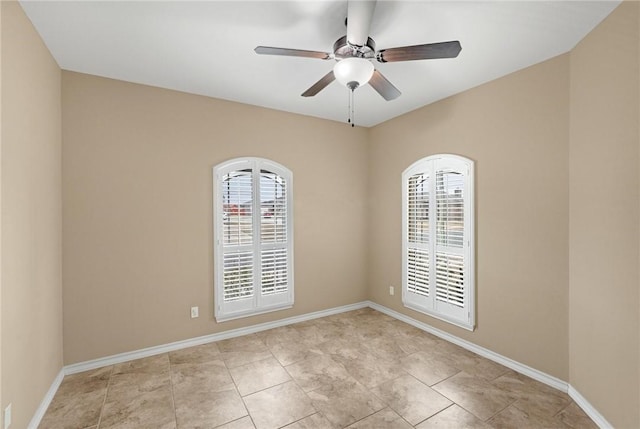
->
left=2, top=0, right=639, bottom=428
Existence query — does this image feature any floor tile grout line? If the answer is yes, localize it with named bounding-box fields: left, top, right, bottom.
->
left=274, top=409, right=318, bottom=429
left=226, top=328, right=322, bottom=426
left=449, top=401, right=487, bottom=425
left=95, top=365, right=115, bottom=429
left=211, top=415, right=254, bottom=429
left=369, top=372, right=455, bottom=428
left=509, top=397, right=571, bottom=423
left=553, top=398, right=576, bottom=418
left=413, top=403, right=456, bottom=427
left=221, top=351, right=253, bottom=425
left=429, top=368, right=462, bottom=388
left=274, top=331, right=364, bottom=428
left=239, top=377, right=294, bottom=399
left=167, top=353, right=179, bottom=428
left=425, top=371, right=499, bottom=424
left=238, top=395, right=252, bottom=427
left=339, top=407, right=386, bottom=428
left=283, top=356, right=322, bottom=422
left=247, top=414, right=257, bottom=429
left=483, top=396, right=520, bottom=423
left=229, top=348, right=294, bottom=397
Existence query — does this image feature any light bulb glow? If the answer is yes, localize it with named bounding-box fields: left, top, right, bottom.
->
left=333, top=58, right=374, bottom=88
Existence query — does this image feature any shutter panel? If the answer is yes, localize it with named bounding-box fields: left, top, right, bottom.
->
left=258, top=168, right=291, bottom=306
left=435, top=168, right=465, bottom=307
left=221, top=169, right=255, bottom=307
left=406, top=173, right=430, bottom=299
left=434, top=162, right=468, bottom=321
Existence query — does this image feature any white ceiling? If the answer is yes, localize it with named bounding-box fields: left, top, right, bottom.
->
left=20, top=1, right=620, bottom=127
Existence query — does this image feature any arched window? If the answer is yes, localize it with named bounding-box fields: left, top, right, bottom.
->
left=213, top=158, right=293, bottom=322
left=402, top=154, right=475, bottom=330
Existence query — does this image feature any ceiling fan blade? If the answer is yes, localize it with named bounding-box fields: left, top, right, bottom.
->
left=369, top=70, right=401, bottom=101
left=376, top=41, right=462, bottom=63
left=301, top=71, right=336, bottom=97
left=255, top=46, right=332, bottom=60
left=347, top=0, right=377, bottom=47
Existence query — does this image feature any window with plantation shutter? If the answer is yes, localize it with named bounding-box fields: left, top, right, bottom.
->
left=402, top=154, right=475, bottom=330
left=214, top=158, right=293, bottom=322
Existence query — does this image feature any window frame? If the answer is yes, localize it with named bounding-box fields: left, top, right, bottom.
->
left=402, top=154, right=475, bottom=331
left=213, top=157, right=294, bottom=322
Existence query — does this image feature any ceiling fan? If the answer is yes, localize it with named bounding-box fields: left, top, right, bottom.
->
left=254, top=0, right=461, bottom=102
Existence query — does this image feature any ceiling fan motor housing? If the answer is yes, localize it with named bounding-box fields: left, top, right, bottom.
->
left=333, top=35, right=376, bottom=60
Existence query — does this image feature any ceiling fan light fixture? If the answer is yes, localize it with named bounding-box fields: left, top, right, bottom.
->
left=333, top=57, right=374, bottom=89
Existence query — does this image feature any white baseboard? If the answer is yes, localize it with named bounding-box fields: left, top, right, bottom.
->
left=27, top=368, right=64, bottom=429
left=568, top=384, right=613, bottom=429
left=64, top=301, right=369, bottom=375
left=32, top=300, right=612, bottom=429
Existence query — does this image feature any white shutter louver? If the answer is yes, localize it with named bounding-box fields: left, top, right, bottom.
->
left=435, top=252, right=464, bottom=307
left=436, top=169, right=464, bottom=248
left=223, top=251, right=254, bottom=301
left=402, top=155, right=474, bottom=330
left=407, top=173, right=429, bottom=244
left=261, top=248, right=288, bottom=295
left=407, top=248, right=429, bottom=297
left=260, top=171, right=287, bottom=244
left=222, top=170, right=253, bottom=246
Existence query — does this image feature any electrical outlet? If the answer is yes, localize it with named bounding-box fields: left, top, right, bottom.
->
left=190, top=306, right=199, bottom=319
left=389, top=286, right=395, bottom=296
left=4, top=403, right=12, bottom=429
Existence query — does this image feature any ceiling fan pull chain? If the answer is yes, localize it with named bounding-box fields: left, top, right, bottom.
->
left=347, top=89, right=352, bottom=126
left=351, top=89, right=355, bottom=128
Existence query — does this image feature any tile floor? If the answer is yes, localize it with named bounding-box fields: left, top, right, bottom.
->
left=39, top=308, right=598, bottom=429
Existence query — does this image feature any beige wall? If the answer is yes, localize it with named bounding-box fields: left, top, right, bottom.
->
left=62, top=72, right=369, bottom=364
left=1, top=2, right=63, bottom=428
left=368, top=55, right=570, bottom=380
left=569, top=2, right=640, bottom=428
left=13, top=1, right=639, bottom=427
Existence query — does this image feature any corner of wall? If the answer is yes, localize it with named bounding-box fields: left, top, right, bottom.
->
left=1, top=1, right=63, bottom=427
left=568, top=1, right=640, bottom=427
